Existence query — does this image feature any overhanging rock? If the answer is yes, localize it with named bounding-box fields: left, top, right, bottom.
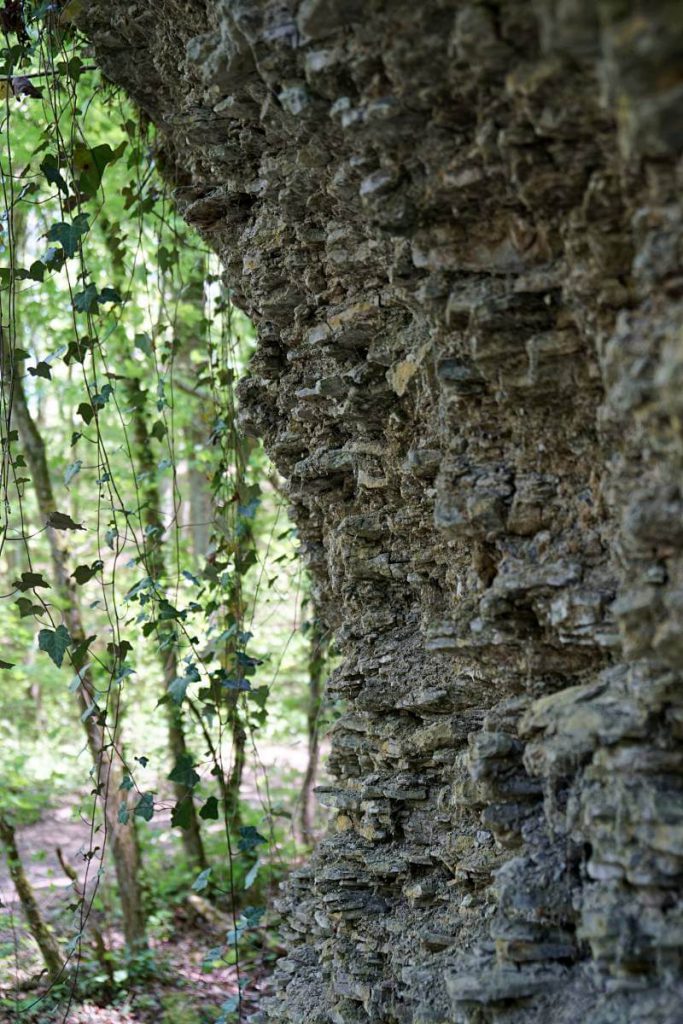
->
left=81, top=2, right=683, bottom=1021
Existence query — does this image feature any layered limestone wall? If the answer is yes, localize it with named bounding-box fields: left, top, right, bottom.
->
left=82, top=2, right=683, bottom=1021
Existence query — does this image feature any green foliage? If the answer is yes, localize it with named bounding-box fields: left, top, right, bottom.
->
left=237, top=827, right=267, bottom=854
left=167, top=755, right=200, bottom=789
left=192, top=868, right=212, bottom=893
left=46, top=214, right=90, bottom=259
left=38, top=625, right=71, bottom=668
left=199, top=796, right=219, bottom=820
left=160, top=994, right=205, bottom=1024
left=46, top=510, right=84, bottom=531
left=0, top=5, right=333, bottom=1019
left=134, top=793, right=155, bottom=822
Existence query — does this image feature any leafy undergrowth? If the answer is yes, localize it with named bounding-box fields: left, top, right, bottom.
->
left=2, top=915, right=282, bottom=1023
left=1, top=885, right=284, bottom=1024
left=0, top=768, right=316, bottom=1024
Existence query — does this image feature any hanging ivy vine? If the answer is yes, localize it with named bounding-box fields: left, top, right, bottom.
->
left=0, top=4, right=327, bottom=1022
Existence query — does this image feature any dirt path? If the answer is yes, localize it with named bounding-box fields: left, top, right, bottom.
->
left=0, top=738, right=324, bottom=1024
left=0, top=739, right=317, bottom=907
left=0, top=802, right=93, bottom=933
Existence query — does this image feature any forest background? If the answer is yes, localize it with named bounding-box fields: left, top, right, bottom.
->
left=0, top=4, right=332, bottom=1022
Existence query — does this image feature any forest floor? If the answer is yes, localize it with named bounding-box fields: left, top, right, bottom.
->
left=0, top=742, right=321, bottom=1024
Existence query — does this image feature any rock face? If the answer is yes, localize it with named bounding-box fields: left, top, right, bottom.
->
left=82, top=2, right=683, bottom=1021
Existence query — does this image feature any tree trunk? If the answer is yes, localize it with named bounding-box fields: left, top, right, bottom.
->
left=127, top=379, right=207, bottom=871
left=0, top=815, right=63, bottom=981
left=185, top=417, right=213, bottom=567
left=7, top=373, right=147, bottom=952
left=225, top=699, right=246, bottom=832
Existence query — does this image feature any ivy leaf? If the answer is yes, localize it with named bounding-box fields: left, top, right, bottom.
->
left=118, top=804, right=129, bottom=825
left=14, top=571, right=50, bottom=592
left=216, top=994, right=239, bottom=1021
left=167, top=754, right=200, bottom=789
left=38, top=625, right=71, bottom=668
left=73, top=286, right=123, bottom=316
left=74, top=141, right=126, bottom=196
left=158, top=246, right=178, bottom=272
left=71, top=561, right=102, bottom=585
left=150, top=420, right=167, bottom=442
left=57, top=55, right=84, bottom=81
left=201, top=947, right=225, bottom=973
left=249, top=685, right=269, bottom=710
left=134, top=333, right=152, bottom=356
left=107, top=639, right=133, bottom=661
left=99, top=286, right=122, bottom=304
left=15, top=597, right=42, bottom=618
left=219, top=675, right=251, bottom=692
left=64, top=460, right=82, bottom=486
left=225, top=924, right=245, bottom=947
left=237, top=651, right=263, bottom=670
left=242, top=905, right=265, bottom=927
left=158, top=599, right=182, bottom=621
left=134, top=792, right=154, bottom=822
left=167, top=675, right=190, bottom=705
left=199, top=796, right=219, bottom=820
left=46, top=214, right=89, bottom=259
left=68, top=665, right=89, bottom=693
left=244, top=860, right=260, bottom=890
left=69, top=634, right=96, bottom=664
left=92, top=384, right=113, bottom=408
left=27, top=361, right=51, bottom=380
left=119, top=775, right=134, bottom=791
left=41, top=246, right=64, bottom=272
left=47, top=511, right=85, bottom=531
left=171, top=799, right=193, bottom=830
left=77, top=402, right=94, bottom=425
left=64, top=336, right=94, bottom=366
left=73, top=283, right=98, bottom=313
left=71, top=564, right=94, bottom=586
left=191, top=868, right=212, bottom=893
left=237, top=826, right=267, bottom=853
left=236, top=549, right=258, bottom=576
left=0, top=660, right=15, bottom=671
left=40, top=153, right=68, bottom=196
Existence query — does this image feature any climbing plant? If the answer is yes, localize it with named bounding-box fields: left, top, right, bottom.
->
left=0, top=3, right=328, bottom=1021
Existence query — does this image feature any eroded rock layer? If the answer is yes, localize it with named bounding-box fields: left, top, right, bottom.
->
left=82, top=2, right=683, bottom=1021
